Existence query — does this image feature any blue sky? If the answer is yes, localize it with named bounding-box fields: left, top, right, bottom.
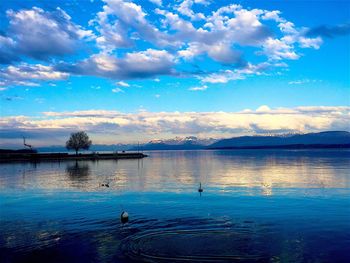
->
left=0, top=0, right=349, bottom=146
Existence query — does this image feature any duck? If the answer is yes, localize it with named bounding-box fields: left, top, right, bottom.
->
left=100, top=182, right=110, bottom=187
left=121, top=211, right=129, bottom=223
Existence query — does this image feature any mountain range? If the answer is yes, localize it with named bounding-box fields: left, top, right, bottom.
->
left=208, top=131, right=350, bottom=149
left=32, top=131, right=350, bottom=152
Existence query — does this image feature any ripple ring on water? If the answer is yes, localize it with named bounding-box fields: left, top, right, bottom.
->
left=121, top=229, right=264, bottom=262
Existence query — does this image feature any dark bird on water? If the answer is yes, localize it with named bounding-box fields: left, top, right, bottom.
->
left=121, top=211, right=129, bottom=223
left=100, top=182, right=109, bottom=187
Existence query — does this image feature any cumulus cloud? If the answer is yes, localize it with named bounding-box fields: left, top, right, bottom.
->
left=2, top=7, right=93, bottom=62
left=0, top=63, right=69, bottom=87
left=0, top=1, right=336, bottom=86
left=261, top=37, right=299, bottom=60
left=157, top=6, right=271, bottom=64
left=91, top=0, right=174, bottom=51
left=177, top=0, right=207, bottom=20
left=178, top=41, right=244, bottom=65
left=56, top=49, right=175, bottom=80
left=88, top=1, right=323, bottom=73
left=0, top=106, right=349, bottom=145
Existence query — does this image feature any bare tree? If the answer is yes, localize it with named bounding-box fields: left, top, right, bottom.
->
left=66, top=131, right=92, bottom=155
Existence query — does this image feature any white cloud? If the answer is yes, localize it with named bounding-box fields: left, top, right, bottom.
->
left=298, top=36, right=323, bottom=49
left=0, top=63, right=69, bottom=87
left=177, top=0, right=207, bottom=20
left=117, top=81, right=130, bottom=87
left=112, top=87, right=124, bottom=93
left=278, top=21, right=298, bottom=34
left=57, top=49, right=175, bottom=80
left=5, top=7, right=93, bottom=60
left=1, top=106, right=349, bottom=145
left=201, top=62, right=274, bottom=84
left=261, top=10, right=283, bottom=22
left=0, top=2, right=327, bottom=86
left=261, top=37, right=299, bottom=60
left=149, top=0, right=162, bottom=6
left=189, top=85, right=208, bottom=91
left=178, top=41, right=242, bottom=64
left=91, top=0, right=174, bottom=51
left=256, top=105, right=271, bottom=113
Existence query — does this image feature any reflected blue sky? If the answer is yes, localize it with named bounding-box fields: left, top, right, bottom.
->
left=1, top=150, right=350, bottom=262
left=1, top=150, right=349, bottom=193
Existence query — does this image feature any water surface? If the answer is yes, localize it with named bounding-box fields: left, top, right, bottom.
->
left=1, top=150, right=349, bottom=262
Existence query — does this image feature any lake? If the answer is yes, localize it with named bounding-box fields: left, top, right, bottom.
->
left=0, top=149, right=349, bottom=262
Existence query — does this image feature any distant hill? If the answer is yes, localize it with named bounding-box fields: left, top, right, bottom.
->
left=208, top=131, right=350, bottom=149
left=0, top=149, right=37, bottom=154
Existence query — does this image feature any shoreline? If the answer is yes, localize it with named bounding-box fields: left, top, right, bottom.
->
left=0, top=152, right=147, bottom=163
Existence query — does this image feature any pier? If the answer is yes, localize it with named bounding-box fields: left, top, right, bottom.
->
left=0, top=152, right=147, bottom=162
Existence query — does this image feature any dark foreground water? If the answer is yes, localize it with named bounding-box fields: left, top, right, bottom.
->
left=0, top=150, right=349, bottom=262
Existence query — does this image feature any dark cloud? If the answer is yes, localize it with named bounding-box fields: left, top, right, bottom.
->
left=87, top=123, right=120, bottom=133
left=306, top=23, right=350, bottom=38
left=0, top=34, right=19, bottom=64
left=249, top=124, right=295, bottom=134
left=0, top=128, right=69, bottom=139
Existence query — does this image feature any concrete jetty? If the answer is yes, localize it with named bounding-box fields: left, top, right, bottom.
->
left=0, top=152, right=147, bottom=162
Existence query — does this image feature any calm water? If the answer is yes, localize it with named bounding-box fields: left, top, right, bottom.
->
left=0, top=150, right=349, bottom=262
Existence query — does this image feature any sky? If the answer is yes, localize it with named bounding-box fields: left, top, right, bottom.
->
left=0, top=0, right=349, bottom=147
